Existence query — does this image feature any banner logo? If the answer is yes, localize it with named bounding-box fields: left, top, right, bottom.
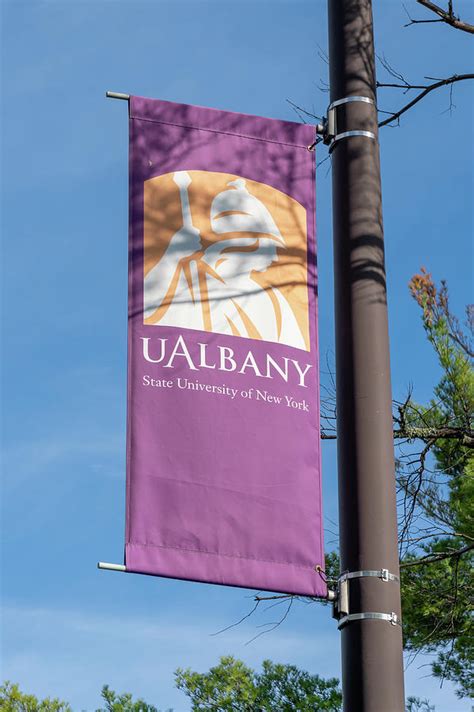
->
left=144, top=171, right=309, bottom=350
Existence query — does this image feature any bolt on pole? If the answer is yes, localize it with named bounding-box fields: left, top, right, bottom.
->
left=327, top=0, right=405, bottom=709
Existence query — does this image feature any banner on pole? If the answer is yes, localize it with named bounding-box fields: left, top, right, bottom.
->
left=126, top=96, right=325, bottom=596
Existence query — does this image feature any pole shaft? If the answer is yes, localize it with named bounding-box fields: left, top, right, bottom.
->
left=327, top=1, right=405, bottom=710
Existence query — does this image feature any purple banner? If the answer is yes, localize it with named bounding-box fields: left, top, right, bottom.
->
left=125, top=96, right=325, bottom=597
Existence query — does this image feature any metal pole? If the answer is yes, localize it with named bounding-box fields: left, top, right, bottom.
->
left=327, top=1, right=405, bottom=710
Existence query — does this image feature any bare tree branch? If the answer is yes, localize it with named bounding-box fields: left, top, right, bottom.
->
left=378, top=73, right=474, bottom=128
left=210, top=600, right=261, bottom=636
left=244, top=597, right=294, bottom=645
left=254, top=593, right=293, bottom=602
left=416, top=0, right=474, bottom=35
left=285, top=99, right=323, bottom=123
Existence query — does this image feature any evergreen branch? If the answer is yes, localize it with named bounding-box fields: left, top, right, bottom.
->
left=322, top=426, right=474, bottom=444
left=400, top=543, right=474, bottom=568
left=393, top=426, right=474, bottom=446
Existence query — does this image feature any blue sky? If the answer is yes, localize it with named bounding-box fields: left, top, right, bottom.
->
left=1, top=1, right=472, bottom=710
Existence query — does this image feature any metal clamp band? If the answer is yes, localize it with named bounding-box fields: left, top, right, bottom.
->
left=329, top=130, right=376, bottom=152
left=333, top=568, right=400, bottom=620
left=339, top=568, right=399, bottom=584
left=328, top=95, right=375, bottom=111
left=338, top=611, right=401, bottom=630
left=321, top=95, right=377, bottom=151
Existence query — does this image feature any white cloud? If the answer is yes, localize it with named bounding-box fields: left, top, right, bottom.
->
left=2, top=431, right=124, bottom=490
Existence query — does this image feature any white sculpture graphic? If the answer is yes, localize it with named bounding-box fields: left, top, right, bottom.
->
left=144, top=171, right=307, bottom=350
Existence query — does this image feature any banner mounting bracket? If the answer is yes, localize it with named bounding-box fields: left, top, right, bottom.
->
left=332, top=567, right=401, bottom=629
left=106, top=91, right=130, bottom=101
left=97, top=561, right=126, bottom=572
left=312, top=95, right=377, bottom=152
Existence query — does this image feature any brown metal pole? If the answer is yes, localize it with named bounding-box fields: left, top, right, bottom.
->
left=327, top=1, right=405, bottom=710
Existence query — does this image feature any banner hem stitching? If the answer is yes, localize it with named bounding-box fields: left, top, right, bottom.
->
left=127, top=540, right=319, bottom=571
left=131, top=115, right=310, bottom=150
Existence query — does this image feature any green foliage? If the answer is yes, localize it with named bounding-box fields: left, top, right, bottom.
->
left=1, top=670, right=435, bottom=711
left=323, top=551, right=340, bottom=585
left=405, top=697, right=435, bottom=712
left=95, top=685, right=171, bottom=712
left=0, top=681, right=72, bottom=712
left=0, top=683, right=170, bottom=712
left=175, top=655, right=342, bottom=711
left=399, top=271, right=474, bottom=697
